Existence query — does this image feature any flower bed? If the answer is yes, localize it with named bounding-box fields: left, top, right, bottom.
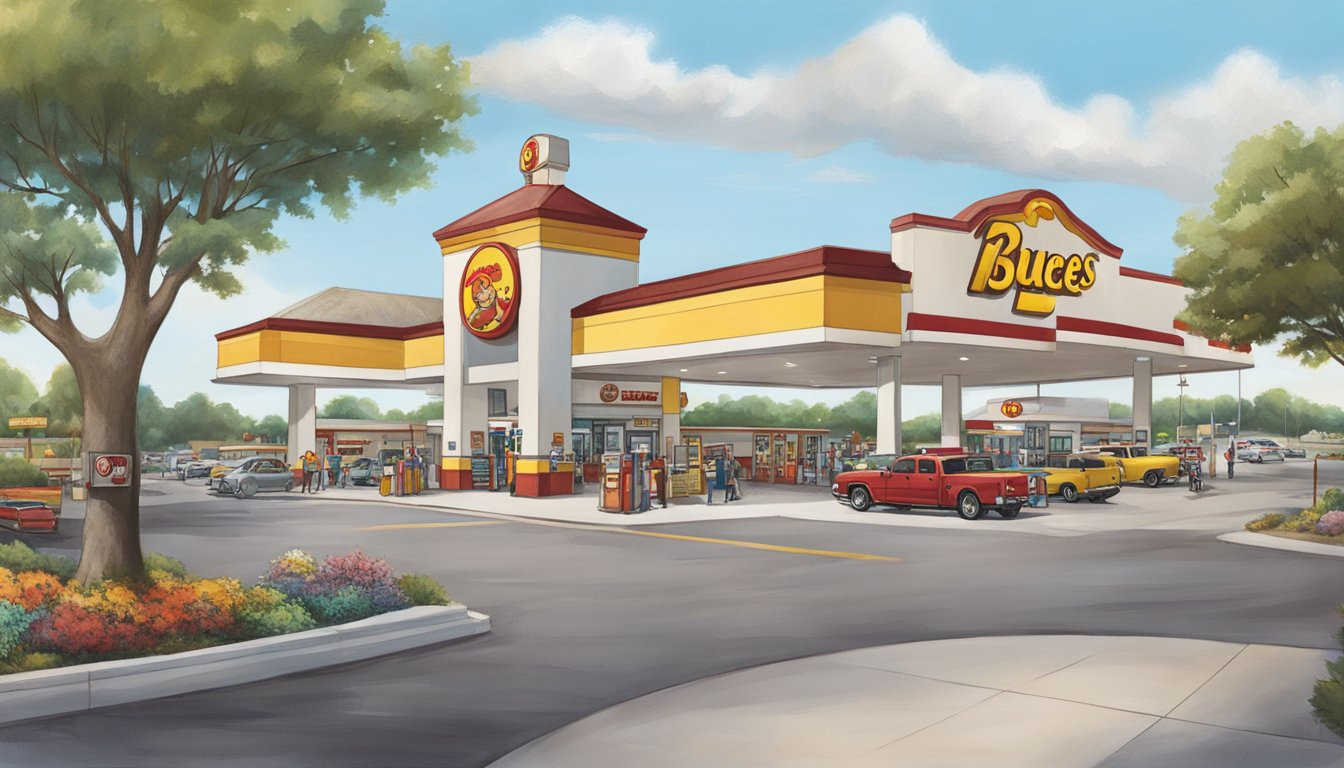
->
left=0, top=543, right=450, bottom=673
left=1244, top=487, right=1344, bottom=546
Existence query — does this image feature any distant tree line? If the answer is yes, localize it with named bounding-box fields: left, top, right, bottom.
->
left=686, top=387, right=1344, bottom=449
left=0, top=358, right=440, bottom=451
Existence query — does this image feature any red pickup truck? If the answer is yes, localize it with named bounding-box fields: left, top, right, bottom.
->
left=832, top=453, right=1029, bottom=520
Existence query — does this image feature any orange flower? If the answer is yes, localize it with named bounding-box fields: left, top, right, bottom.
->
left=15, top=571, right=65, bottom=610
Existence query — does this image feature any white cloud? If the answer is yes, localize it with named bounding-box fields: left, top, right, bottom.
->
left=469, top=15, right=1344, bottom=201
left=807, top=165, right=875, bottom=184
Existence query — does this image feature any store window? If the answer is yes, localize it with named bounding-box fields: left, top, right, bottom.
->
left=488, top=388, right=508, bottom=418
left=1049, top=435, right=1073, bottom=453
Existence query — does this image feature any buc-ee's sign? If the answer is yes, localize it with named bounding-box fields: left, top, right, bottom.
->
left=460, top=243, right=520, bottom=340
left=1000, top=400, right=1024, bottom=418
left=599, top=384, right=658, bottom=403
left=967, top=200, right=1098, bottom=317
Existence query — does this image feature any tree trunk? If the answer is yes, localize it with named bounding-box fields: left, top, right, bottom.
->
left=71, top=351, right=145, bottom=583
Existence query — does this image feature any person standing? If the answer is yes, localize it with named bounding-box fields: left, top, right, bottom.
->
left=1225, top=439, right=1236, bottom=479
left=725, top=450, right=740, bottom=502
left=705, top=455, right=718, bottom=504
left=301, top=450, right=318, bottom=494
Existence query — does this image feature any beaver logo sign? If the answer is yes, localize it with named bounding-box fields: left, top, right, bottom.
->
left=460, top=243, right=520, bottom=340
left=1000, top=400, right=1024, bottom=418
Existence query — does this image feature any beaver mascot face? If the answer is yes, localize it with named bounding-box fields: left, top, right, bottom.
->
left=473, top=276, right=497, bottom=311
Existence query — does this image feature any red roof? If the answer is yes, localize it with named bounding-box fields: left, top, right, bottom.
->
left=432, top=185, right=647, bottom=241
left=572, top=246, right=910, bottom=318
left=890, top=189, right=1124, bottom=259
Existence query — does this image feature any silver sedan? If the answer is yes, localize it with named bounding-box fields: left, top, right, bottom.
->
left=215, top=457, right=295, bottom=497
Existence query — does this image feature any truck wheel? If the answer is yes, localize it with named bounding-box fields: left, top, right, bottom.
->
left=1142, top=471, right=1161, bottom=488
left=957, top=491, right=984, bottom=520
left=849, top=486, right=872, bottom=512
left=1060, top=483, right=1079, bottom=503
left=997, top=504, right=1021, bottom=519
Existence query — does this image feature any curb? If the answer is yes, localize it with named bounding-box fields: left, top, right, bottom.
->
left=0, top=603, right=490, bottom=725
left=1218, top=531, right=1344, bottom=558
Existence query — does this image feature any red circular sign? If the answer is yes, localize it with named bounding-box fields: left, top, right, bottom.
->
left=459, top=243, right=521, bottom=340
left=1000, top=400, right=1024, bottom=418
left=520, top=138, right=540, bottom=173
left=599, top=384, right=619, bottom=403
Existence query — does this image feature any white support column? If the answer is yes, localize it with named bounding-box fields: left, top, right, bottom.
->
left=1132, top=358, right=1153, bottom=445
left=876, top=356, right=902, bottom=454
left=518, top=250, right=572, bottom=457
left=661, top=376, right=681, bottom=457
left=940, top=374, right=962, bottom=448
left=286, top=384, right=316, bottom=462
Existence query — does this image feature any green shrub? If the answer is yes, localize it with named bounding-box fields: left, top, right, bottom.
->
left=1246, top=513, right=1286, bottom=532
left=238, top=602, right=318, bottom=638
left=1317, top=488, right=1344, bottom=514
left=0, top=602, right=36, bottom=659
left=0, top=541, right=76, bottom=580
left=1282, top=509, right=1323, bottom=533
left=144, top=552, right=191, bottom=580
left=1312, top=604, right=1344, bottom=738
left=398, top=573, right=451, bottom=606
left=0, top=456, right=47, bottom=489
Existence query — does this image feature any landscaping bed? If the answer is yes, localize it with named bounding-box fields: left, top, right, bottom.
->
left=0, top=543, right=452, bottom=674
left=1244, top=487, right=1344, bottom=546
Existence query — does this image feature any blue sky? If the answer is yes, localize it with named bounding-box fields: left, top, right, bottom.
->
left=8, top=0, right=1344, bottom=420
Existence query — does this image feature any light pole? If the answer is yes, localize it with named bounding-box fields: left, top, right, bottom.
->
left=1177, top=375, right=1189, bottom=441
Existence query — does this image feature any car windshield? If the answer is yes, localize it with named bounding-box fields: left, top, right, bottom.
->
left=942, top=457, right=996, bottom=473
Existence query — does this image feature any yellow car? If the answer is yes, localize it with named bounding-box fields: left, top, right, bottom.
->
left=208, top=459, right=247, bottom=487
left=1093, top=446, right=1180, bottom=487
left=1038, top=454, right=1122, bottom=503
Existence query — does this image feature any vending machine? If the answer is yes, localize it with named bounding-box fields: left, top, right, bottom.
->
left=599, top=453, right=623, bottom=512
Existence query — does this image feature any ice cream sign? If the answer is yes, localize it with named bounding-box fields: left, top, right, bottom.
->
left=967, top=198, right=1099, bottom=317
left=459, top=243, right=520, bottom=340
left=89, top=453, right=132, bottom=488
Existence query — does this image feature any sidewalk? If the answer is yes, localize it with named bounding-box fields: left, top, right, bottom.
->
left=487, top=635, right=1344, bottom=768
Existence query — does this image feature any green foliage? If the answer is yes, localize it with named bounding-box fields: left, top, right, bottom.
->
left=398, top=573, right=451, bottom=606
left=383, top=402, right=445, bottom=423
left=0, top=541, right=76, bottom=580
left=0, top=601, right=35, bottom=659
left=0, top=456, right=48, bottom=488
left=1281, top=509, right=1323, bottom=533
left=237, top=601, right=318, bottom=639
left=30, top=364, right=83, bottom=438
left=1174, top=122, right=1344, bottom=369
left=0, top=357, right=38, bottom=436
left=1312, top=605, right=1344, bottom=738
left=1245, top=513, right=1285, bottom=532
left=143, top=552, right=191, bottom=580
left=254, top=415, right=288, bottom=441
left=1319, top=488, right=1344, bottom=513
left=320, top=395, right=383, bottom=420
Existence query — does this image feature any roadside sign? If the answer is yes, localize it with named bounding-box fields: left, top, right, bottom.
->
left=8, top=416, right=47, bottom=429
left=88, top=453, right=133, bottom=488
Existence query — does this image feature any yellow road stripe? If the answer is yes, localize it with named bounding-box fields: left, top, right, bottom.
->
left=358, top=521, right=509, bottom=531
left=612, top=529, right=900, bottom=561
left=356, top=512, right=895, bottom=561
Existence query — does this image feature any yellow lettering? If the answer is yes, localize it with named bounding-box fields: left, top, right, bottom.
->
left=1081, top=254, right=1097, bottom=288
left=969, top=221, right=1021, bottom=294
left=1063, top=256, right=1083, bottom=294
left=1013, top=291, right=1056, bottom=316
left=1044, top=254, right=1066, bottom=292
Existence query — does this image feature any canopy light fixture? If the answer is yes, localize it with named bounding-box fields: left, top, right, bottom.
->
left=784, top=362, right=798, bottom=368
left=679, top=368, right=688, bottom=373
left=716, top=371, right=727, bottom=375
left=958, top=356, right=969, bottom=362
left=1135, top=355, right=1152, bottom=362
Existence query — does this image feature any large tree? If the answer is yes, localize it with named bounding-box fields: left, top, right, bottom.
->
left=1174, top=122, right=1344, bottom=367
left=0, top=0, right=475, bottom=581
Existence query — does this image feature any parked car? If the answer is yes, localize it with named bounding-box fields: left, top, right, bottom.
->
left=1245, top=438, right=1305, bottom=459
left=179, top=460, right=219, bottom=480
left=208, top=459, right=248, bottom=487
left=1237, top=447, right=1284, bottom=463
left=345, top=457, right=381, bottom=486
left=214, top=457, right=295, bottom=498
left=1037, top=453, right=1122, bottom=503
left=833, top=453, right=1029, bottom=520
left=0, top=499, right=58, bottom=533
left=1283, top=446, right=1307, bottom=459
left=1094, top=445, right=1181, bottom=487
